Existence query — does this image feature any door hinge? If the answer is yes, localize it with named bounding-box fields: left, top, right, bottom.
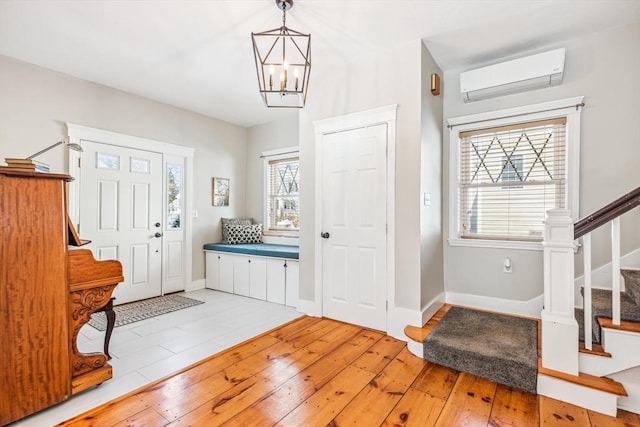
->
left=78, top=158, right=81, bottom=168
left=386, top=301, right=388, bottom=311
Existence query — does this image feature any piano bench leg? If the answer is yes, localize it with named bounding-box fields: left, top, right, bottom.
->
left=103, top=298, right=116, bottom=360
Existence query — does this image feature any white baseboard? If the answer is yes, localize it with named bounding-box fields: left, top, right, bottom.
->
left=187, top=279, right=205, bottom=292
left=574, top=248, right=640, bottom=308
left=387, top=306, right=422, bottom=342
left=421, top=292, right=446, bottom=326
left=445, top=292, right=543, bottom=318
left=297, top=298, right=321, bottom=318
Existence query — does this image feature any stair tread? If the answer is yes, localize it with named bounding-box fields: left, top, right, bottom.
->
left=578, top=341, right=611, bottom=357
left=597, top=317, right=640, bottom=334
left=583, top=288, right=640, bottom=321
left=404, top=304, right=452, bottom=343
left=404, top=325, right=428, bottom=343
left=538, top=360, right=628, bottom=396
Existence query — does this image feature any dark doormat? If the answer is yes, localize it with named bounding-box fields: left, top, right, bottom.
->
left=88, top=295, right=204, bottom=331
left=423, top=306, right=538, bottom=394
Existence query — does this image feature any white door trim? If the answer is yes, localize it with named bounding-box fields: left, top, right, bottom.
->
left=66, top=123, right=195, bottom=292
left=312, top=105, right=397, bottom=328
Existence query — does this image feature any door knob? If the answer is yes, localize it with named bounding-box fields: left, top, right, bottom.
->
left=154, top=232, right=163, bottom=238
left=321, top=232, right=330, bottom=239
left=155, top=222, right=161, bottom=227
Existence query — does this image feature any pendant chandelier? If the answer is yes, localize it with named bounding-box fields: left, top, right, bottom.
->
left=251, top=0, right=311, bottom=108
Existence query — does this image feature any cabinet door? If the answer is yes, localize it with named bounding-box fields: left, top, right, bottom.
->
left=233, top=255, right=250, bottom=296
left=266, top=259, right=286, bottom=304
left=204, top=251, right=220, bottom=290
left=285, top=260, right=299, bottom=307
left=218, top=253, right=235, bottom=294
left=249, top=257, right=267, bottom=300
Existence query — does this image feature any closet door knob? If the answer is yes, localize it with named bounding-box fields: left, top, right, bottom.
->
left=321, top=232, right=330, bottom=239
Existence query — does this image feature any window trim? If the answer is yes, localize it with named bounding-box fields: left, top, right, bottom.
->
left=447, top=97, right=583, bottom=250
left=262, top=146, right=300, bottom=238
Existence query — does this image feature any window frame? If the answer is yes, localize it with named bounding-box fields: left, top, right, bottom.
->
left=448, top=97, right=583, bottom=250
left=262, top=146, right=300, bottom=238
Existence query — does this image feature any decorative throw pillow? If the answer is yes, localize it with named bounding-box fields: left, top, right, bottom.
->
left=224, top=223, right=263, bottom=244
left=220, top=218, right=252, bottom=243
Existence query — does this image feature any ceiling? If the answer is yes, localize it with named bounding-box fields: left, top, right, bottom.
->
left=1, top=0, right=639, bottom=128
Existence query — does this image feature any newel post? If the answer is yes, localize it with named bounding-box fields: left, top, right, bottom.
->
left=541, top=209, right=579, bottom=375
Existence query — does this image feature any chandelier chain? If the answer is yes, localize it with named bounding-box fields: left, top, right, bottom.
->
left=282, top=5, right=287, bottom=28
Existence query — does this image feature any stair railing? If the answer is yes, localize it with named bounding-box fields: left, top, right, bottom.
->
left=541, top=186, right=639, bottom=374
left=574, top=186, right=640, bottom=350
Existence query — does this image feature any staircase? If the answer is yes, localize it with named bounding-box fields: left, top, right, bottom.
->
left=539, top=186, right=640, bottom=416
left=576, top=269, right=640, bottom=343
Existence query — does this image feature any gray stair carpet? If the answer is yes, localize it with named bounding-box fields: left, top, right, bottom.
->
left=577, top=281, right=640, bottom=343
left=622, top=269, right=640, bottom=305
left=423, top=306, right=538, bottom=394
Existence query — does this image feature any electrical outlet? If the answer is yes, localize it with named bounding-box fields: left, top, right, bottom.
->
left=503, top=257, right=512, bottom=273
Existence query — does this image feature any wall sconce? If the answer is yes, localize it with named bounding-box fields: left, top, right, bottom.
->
left=431, top=73, right=440, bottom=96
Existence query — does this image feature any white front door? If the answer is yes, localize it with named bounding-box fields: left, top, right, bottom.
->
left=321, top=124, right=388, bottom=331
left=79, top=141, right=163, bottom=304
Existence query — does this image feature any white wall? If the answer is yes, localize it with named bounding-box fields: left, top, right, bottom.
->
left=245, top=117, right=299, bottom=226
left=442, top=23, right=640, bottom=301
left=299, top=40, right=423, bottom=310
left=0, top=55, right=248, bottom=282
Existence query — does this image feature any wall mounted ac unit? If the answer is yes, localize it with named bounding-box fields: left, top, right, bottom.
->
left=460, top=48, right=565, bottom=102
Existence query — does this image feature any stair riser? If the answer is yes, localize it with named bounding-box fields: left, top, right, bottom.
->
left=610, top=366, right=640, bottom=415
left=580, top=328, right=640, bottom=377
left=537, top=374, right=618, bottom=416
left=622, top=270, right=640, bottom=306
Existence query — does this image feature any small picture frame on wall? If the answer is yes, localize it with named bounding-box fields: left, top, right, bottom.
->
left=212, top=177, right=230, bottom=207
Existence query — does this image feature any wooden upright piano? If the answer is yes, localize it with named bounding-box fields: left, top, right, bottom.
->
left=0, top=168, right=123, bottom=425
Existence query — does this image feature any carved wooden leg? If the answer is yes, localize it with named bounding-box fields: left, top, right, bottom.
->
left=103, top=298, right=115, bottom=360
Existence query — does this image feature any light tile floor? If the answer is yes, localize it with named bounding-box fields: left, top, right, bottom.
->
left=10, top=289, right=301, bottom=426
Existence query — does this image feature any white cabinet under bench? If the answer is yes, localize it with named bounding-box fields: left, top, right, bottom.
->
left=204, top=243, right=299, bottom=307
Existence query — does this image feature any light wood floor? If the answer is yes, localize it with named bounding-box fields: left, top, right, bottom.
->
left=60, top=316, right=640, bottom=427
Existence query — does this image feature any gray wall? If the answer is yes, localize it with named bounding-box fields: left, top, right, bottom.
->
left=442, top=23, right=640, bottom=301
left=298, top=40, right=424, bottom=309
left=0, top=55, right=248, bottom=282
left=420, top=43, right=445, bottom=308
left=245, top=118, right=299, bottom=225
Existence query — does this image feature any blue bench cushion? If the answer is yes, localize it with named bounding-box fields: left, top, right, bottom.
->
left=203, top=243, right=299, bottom=260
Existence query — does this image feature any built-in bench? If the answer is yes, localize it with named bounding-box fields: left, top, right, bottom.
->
left=203, top=243, right=299, bottom=307
left=203, top=243, right=299, bottom=259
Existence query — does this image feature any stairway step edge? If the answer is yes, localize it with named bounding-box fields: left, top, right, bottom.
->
left=578, top=341, right=611, bottom=357
left=596, top=317, right=640, bottom=334
left=538, top=362, right=627, bottom=396
left=404, top=325, right=428, bottom=343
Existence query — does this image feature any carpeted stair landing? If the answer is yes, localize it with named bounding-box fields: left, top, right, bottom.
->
left=423, top=306, right=538, bottom=394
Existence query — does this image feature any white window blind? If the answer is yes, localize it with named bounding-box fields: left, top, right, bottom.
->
left=267, top=157, right=300, bottom=231
left=459, top=117, right=567, bottom=241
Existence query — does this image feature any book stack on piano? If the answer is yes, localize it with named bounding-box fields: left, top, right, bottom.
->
left=3, top=158, right=49, bottom=173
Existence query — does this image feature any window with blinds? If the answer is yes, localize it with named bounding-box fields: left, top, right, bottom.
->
left=266, top=156, right=300, bottom=232
left=458, top=118, right=567, bottom=241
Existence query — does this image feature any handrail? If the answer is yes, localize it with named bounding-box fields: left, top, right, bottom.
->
left=574, top=186, right=640, bottom=239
